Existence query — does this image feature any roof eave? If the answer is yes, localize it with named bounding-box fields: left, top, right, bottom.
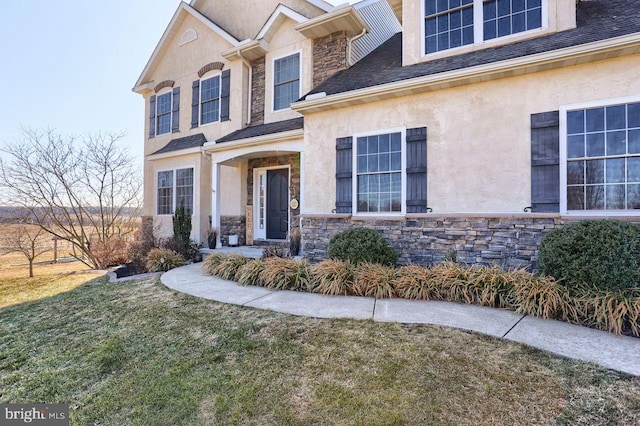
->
left=133, top=3, right=240, bottom=93
left=292, top=33, right=640, bottom=114
left=295, top=6, right=369, bottom=39
left=205, top=128, right=304, bottom=151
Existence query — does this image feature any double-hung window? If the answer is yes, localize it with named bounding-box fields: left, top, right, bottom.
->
left=356, top=132, right=403, bottom=213
left=156, top=92, right=173, bottom=135
left=273, top=53, right=300, bottom=111
left=563, top=100, right=640, bottom=212
left=200, top=74, right=221, bottom=125
left=424, top=0, right=545, bottom=55
left=157, top=168, right=194, bottom=215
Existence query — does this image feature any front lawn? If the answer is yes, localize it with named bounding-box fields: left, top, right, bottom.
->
left=1, top=274, right=639, bottom=425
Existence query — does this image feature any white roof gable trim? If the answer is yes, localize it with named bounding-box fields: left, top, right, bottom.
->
left=256, top=5, right=309, bottom=41
left=133, top=2, right=240, bottom=92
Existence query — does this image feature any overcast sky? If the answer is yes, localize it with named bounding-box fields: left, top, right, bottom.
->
left=0, top=0, right=355, bottom=169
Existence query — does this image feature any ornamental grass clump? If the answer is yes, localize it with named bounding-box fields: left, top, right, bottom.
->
left=393, top=264, right=440, bottom=300
left=201, top=252, right=229, bottom=275
left=204, top=253, right=248, bottom=281
left=466, top=266, right=520, bottom=310
left=353, top=262, right=397, bottom=299
left=260, top=257, right=310, bottom=291
left=568, top=286, right=640, bottom=336
left=309, top=260, right=355, bottom=295
left=145, top=248, right=186, bottom=272
left=235, top=259, right=266, bottom=287
left=513, top=273, right=570, bottom=320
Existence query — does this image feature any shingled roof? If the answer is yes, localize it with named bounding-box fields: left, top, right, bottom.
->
left=306, top=0, right=640, bottom=98
left=152, top=133, right=207, bottom=155
left=216, top=117, right=304, bottom=143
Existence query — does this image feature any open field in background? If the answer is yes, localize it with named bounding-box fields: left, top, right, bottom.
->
left=1, top=262, right=639, bottom=424
left=0, top=223, right=96, bottom=307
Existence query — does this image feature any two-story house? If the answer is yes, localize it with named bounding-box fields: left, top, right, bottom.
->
left=133, top=0, right=400, bottom=246
left=135, top=0, right=640, bottom=268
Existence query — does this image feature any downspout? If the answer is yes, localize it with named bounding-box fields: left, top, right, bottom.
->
left=347, top=28, right=367, bottom=66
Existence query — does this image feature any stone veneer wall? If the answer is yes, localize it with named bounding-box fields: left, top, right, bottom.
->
left=300, top=215, right=603, bottom=270
left=247, top=154, right=301, bottom=237
left=313, top=31, right=349, bottom=87
left=250, top=57, right=266, bottom=125
left=220, top=216, right=246, bottom=246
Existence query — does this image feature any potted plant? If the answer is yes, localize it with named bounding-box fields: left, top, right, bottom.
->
left=206, top=227, right=218, bottom=249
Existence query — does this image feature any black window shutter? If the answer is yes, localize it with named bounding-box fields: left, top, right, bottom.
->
left=531, top=111, right=560, bottom=212
left=335, top=136, right=353, bottom=214
left=406, top=127, right=428, bottom=213
left=191, top=80, right=200, bottom=129
left=149, top=95, right=156, bottom=138
left=171, top=87, right=180, bottom=133
left=220, top=69, right=231, bottom=122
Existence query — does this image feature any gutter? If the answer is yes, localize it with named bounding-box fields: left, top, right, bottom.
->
left=292, top=32, right=640, bottom=114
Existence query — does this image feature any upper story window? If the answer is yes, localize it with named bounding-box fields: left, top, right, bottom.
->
left=156, top=91, right=173, bottom=135
left=424, top=0, right=545, bottom=55
left=200, top=74, right=221, bottom=125
left=483, top=0, right=542, bottom=40
left=273, top=53, right=300, bottom=111
left=356, top=132, right=404, bottom=213
left=425, top=0, right=474, bottom=54
left=563, top=100, right=640, bottom=212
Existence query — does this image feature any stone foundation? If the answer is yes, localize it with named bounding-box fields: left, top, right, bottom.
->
left=220, top=216, right=246, bottom=246
left=301, top=214, right=575, bottom=270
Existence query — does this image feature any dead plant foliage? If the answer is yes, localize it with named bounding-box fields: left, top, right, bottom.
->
left=393, top=265, right=440, bottom=300
left=309, top=260, right=355, bottom=295
left=353, top=262, right=397, bottom=299
left=235, top=259, right=265, bottom=287
left=260, top=257, right=310, bottom=291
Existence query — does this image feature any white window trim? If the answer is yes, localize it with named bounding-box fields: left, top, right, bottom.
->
left=352, top=127, right=407, bottom=217
left=199, top=71, right=222, bottom=127
left=253, top=165, right=291, bottom=240
left=271, top=50, right=302, bottom=113
left=156, top=166, right=196, bottom=216
left=421, top=0, right=549, bottom=58
left=155, top=88, right=173, bottom=136
left=560, top=95, right=640, bottom=216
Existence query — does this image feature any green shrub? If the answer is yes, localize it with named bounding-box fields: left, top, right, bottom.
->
left=328, top=228, right=398, bottom=267
left=145, top=248, right=186, bottom=272
left=539, top=220, right=640, bottom=293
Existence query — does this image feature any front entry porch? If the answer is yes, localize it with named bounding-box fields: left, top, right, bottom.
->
left=206, top=142, right=302, bottom=250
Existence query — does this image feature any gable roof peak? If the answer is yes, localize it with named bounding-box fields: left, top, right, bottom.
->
left=133, top=2, right=240, bottom=93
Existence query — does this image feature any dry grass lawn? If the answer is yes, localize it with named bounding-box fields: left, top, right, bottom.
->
left=0, top=248, right=639, bottom=424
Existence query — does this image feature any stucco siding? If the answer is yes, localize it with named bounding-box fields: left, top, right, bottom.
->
left=302, top=53, right=640, bottom=215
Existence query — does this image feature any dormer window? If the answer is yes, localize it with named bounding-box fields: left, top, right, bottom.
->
left=483, top=0, right=542, bottom=40
left=424, top=0, right=545, bottom=55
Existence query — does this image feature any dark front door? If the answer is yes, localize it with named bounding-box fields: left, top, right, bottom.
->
left=266, top=168, right=288, bottom=239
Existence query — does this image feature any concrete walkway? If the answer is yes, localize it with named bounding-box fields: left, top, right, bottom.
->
left=162, top=263, right=640, bottom=376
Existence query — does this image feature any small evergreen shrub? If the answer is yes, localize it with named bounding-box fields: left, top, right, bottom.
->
left=538, top=220, right=640, bottom=293
left=145, top=248, right=186, bottom=272
left=328, top=228, right=398, bottom=266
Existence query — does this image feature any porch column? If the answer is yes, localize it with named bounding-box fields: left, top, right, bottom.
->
left=211, top=159, right=221, bottom=248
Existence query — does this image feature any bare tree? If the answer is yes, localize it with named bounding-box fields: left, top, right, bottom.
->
left=0, top=129, right=142, bottom=269
left=0, top=224, right=51, bottom=278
